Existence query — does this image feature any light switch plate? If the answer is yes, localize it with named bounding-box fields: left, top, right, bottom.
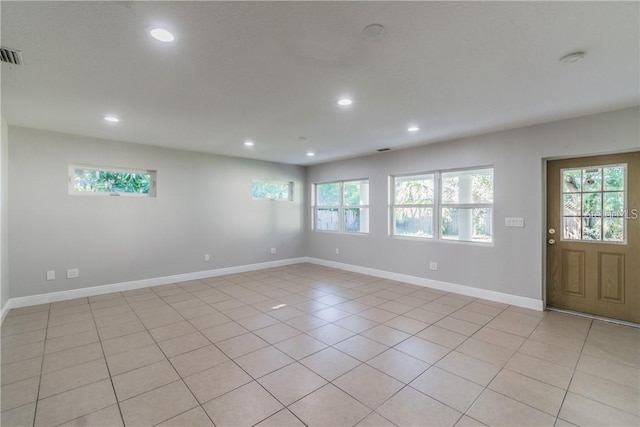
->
left=505, top=217, right=525, bottom=227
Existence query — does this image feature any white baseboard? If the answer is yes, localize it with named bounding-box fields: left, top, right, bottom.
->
left=2, top=258, right=307, bottom=316
left=306, top=257, right=544, bottom=311
left=1, top=256, right=543, bottom=323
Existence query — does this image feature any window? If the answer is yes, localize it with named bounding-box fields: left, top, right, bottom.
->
left=390, top=168, right=493, bottom=243
left=562, top=164, right=626, bottom=242
left=314, top=179, right=369, bottom=233
left=252, top=180, right=293, bottom=201
left=70, top=165, right=156, bottom=196
left=440, top=168, right=493, bottom=242
left=391, top=173, right=435, bottom=238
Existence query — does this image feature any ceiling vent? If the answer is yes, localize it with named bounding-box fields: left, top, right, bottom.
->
left=0, top=47, right=23, bottom=66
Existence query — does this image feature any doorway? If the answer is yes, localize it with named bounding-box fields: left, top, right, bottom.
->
left=546, top=151, right=640, bottom=323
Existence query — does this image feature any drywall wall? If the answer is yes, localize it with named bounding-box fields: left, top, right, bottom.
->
left=306, top=107, right=640, bottom=300
left=8, top=127, right=306, bottom=298
left=1, top=117, right=8, bottom=311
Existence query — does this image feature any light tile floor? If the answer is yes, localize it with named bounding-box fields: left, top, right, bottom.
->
left=1, top=264, right=639, bottom=427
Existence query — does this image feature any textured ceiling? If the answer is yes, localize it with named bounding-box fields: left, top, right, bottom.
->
left=1, top=1, right=638, bottom=165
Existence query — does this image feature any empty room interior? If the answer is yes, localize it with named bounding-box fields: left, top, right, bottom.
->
left=1, top=2, right=639, bottom=427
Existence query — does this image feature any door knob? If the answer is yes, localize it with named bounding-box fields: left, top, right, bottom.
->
left=548, top=239, right=556, bottom=245
left=549, top=228, right=556, bottom=235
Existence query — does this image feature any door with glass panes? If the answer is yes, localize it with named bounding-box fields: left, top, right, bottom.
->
left=546, top=152, right=640, bottom=323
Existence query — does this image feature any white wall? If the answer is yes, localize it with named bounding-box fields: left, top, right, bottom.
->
left=306, top=107, right=640, bottom=301
left=8, top=127, right=306, bottom=299
left=5, top=107, right=639, bottom=305
left=1, top=118, right=9, bottom=311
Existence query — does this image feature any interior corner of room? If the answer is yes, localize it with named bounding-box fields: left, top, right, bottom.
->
left=2, top=106, right=638, bottom=323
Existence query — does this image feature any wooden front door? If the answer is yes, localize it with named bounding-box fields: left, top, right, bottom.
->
left=546, top=152, right=640, bottom=323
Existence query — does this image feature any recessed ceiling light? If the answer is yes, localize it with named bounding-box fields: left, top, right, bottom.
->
left=408, top=126, right=420, bottom=132
left=244, top=140, right=254, bottom=146
left=307, top=151, right=315, bottom=157
left=103, top=116, right=120, bottom=123
left=337, top=98, right=353, bottom=106
left=560, top=51, right=585, bottom=64
left=150, top=28, right=175, bottom=43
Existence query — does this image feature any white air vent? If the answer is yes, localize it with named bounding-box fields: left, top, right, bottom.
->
left=0, top=47, right=23, bottom=66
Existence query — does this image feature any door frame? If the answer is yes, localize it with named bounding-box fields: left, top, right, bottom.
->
left=542, top=149, right=639, bottom=316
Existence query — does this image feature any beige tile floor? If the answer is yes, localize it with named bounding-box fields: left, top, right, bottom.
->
left=1, top=263, right=639, bottom=427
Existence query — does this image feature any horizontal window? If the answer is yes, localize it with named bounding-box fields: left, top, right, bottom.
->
left=314, top=179, right=369, bottom=233
left=390, top=167, right=494, bottom=243
left=70, top=165, right=156, bottom=196
left=252, top=180, right=293, bottom=201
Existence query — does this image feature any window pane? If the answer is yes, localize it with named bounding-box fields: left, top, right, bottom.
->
left=344, top=208, right=369, bottom=233
left=603, top=218, right=624, bottom=242
left=317, top=183, right=340, bottom=206
left=603, top=165, right=624, bottom=191
left=316, top=208, right=339, bottom=231
left=563, top=217, right=581, bottom=240
left=441, top=207, right=492, bottom=242
left=563, top=193, right=581, bottom=216
left=252, top=181, right=291, bottom=200
left=563, top=169, right=581, bottom=192
left=73, top=168, right=152, bottom=194
left=603, top=192, right=624, bottom=214
left=394, top=175, right=434, bottom=204
left=441, top=169, right=493, bottom=204
left=394, top=207, right=433, bottom=238
left=582, top=216, right=601, bottom=240
left=472, top=172, right=494, bottom=203
left=582, top=168, right=602, bottom=192
left=582, top=192, right=601, bottom=217
left=441, top=175, right=459, bottom=204
left=344, top=180, right=369, bottom=206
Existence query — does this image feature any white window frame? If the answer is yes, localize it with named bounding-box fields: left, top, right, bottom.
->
left=313, top=179, right=369, bottom=234
left=69, top=164, right=157, bottom=197
left=390, top=172, right=436, bottom=239
left=439, top=167, right=494, bottom=244
left=559, top=163, right=628, bottom=244
left=251, top=180, right=294, bottom=201
left=389, top=166, right=494, bottom=243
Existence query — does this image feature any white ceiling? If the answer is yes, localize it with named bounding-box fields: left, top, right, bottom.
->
left=1, top=1, right=638, bottom=165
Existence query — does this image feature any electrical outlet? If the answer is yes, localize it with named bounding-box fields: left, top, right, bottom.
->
left=46, top=270, right=56, bottom=281
left=270, top=248, right=277, bottom=254
left=204, top=254, right=210, bottom=262
left=67, top=268, right=79, bottom=279
left=429, top=262, right=438, bottom=271
left=335, top=248, right=340, bottom=255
